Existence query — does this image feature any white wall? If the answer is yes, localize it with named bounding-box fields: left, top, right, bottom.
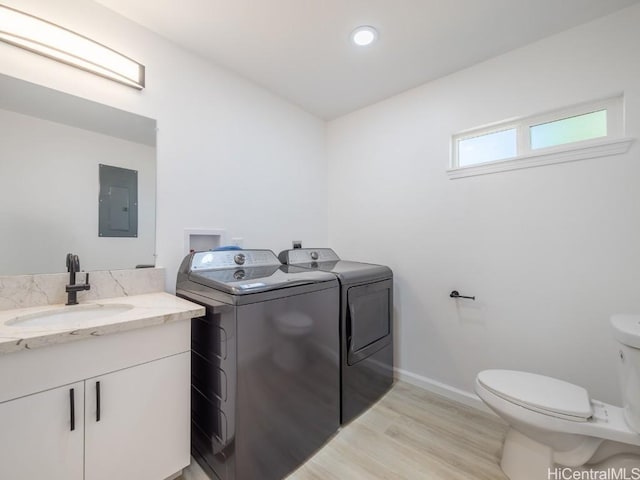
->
left=327, top=5, right=640, bottom=405
left=0, top=0, right=327, bottom=289
left=0, top=109, right=155, bottom=274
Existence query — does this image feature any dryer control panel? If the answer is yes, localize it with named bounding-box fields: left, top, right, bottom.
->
left=190, top=249, right=281, bottom=270
left=280, top=248, right=340, bottom=265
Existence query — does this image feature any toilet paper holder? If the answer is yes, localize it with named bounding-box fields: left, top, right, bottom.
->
left=450, top=290, right=475, bottom=301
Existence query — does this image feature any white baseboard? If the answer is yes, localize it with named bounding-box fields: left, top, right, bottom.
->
left=394, top=367, right=494, bottom=415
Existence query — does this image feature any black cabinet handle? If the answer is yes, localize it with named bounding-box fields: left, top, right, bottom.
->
left=96, top=381, right=101, bottom=422
left=69, top=388, right=75, bottom=431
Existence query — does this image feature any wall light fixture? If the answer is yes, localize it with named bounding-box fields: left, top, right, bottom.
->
left=0, top=4, right=145, bottom=89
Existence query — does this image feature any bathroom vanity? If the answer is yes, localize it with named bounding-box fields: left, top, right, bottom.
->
left=0, top=73, right=191, bottom=479
left=0, top=289, right=204, bottom=480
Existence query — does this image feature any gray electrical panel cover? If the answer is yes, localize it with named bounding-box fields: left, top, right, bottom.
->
left=99, top=164, right=138, bottom=237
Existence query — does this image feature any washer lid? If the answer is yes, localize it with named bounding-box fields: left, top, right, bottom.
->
left=477, top=370, right=593, bottom=421
left=611, top=314, right=640, bottom=348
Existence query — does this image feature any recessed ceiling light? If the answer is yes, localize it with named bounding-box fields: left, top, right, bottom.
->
left=351, top=26, right=378, bottom=46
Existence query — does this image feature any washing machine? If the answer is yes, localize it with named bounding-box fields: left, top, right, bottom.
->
left=176, top=249, right=339, bottom=480
left=278, top=248, right=393, bottom=425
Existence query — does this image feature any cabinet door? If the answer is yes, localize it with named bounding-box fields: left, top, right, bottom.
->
left=84, top=352, right=190, bottom=480
left=0, top=382, right=84, bottom=480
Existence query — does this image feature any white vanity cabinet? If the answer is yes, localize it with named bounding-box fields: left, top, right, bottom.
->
left=0, top=381, right=85, bottom=480
left=0, top=319, right=191, bottom=480
left=85, top=352, right=189, bottom=480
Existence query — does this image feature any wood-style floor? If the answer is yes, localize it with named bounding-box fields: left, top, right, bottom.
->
left=286, top=381, right=508, bottom=480
left=182, top=380, right=509, bottom=480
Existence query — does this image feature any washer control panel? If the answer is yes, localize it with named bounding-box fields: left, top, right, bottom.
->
left=190, top=249, right=280, bottom=270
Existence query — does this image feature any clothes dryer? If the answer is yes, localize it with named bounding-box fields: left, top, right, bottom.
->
left=278, top=248, right=393, bottom=424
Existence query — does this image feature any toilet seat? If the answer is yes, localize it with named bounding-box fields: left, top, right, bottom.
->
left=477, top=370, right=593, bottom=422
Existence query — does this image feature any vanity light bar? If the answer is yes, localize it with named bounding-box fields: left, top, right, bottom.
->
left=0, top=4, right=145, bottom=89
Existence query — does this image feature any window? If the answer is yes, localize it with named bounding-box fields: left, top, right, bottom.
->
left=458, top=128, right=517, bottom=167
left=530, top=110, right=606, bottom=150
left=449, top=96, right=632, bottom=178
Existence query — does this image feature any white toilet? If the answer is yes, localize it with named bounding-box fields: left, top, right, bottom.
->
left=475, top=314, right=640, bottom=480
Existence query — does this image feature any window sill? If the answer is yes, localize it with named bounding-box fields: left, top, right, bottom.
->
left=447, top=136, right=635, bottom=179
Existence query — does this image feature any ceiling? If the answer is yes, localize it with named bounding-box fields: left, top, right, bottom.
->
left=96, top=0, right=640, bottom=120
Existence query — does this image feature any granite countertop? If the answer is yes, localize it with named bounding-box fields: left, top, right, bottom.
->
left=0, top=292, right=205, bottom=355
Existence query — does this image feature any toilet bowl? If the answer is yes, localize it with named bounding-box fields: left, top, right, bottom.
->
left=475, top=314, right=640, bottom=480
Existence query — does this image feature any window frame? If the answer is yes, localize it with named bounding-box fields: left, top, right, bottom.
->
left=449, top=96, right=632, bottom=179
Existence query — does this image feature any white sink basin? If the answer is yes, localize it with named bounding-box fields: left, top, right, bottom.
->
left=6, top=304, right=134, bottom=328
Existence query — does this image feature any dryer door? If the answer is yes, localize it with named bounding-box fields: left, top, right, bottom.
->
left=346, top=279, right=393, bottom=365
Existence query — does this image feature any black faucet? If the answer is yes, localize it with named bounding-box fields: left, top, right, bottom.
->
left=65, top=253, right=90, bottom=305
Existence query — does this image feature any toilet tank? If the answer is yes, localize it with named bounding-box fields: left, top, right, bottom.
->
left=611, top=314, right=640, bottom=433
